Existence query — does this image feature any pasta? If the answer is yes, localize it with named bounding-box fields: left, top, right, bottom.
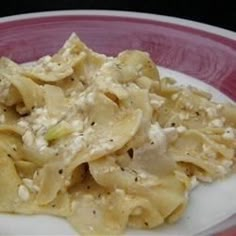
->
left=0, top=33, right=235, bottom=235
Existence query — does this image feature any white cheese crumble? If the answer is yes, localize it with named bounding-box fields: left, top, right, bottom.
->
left=178, top=112, right=190, bottom=121
left=102, top=61, right=115, bottom=70
left=39, top=55, right=51, bottom=63
left=35, top=136, right=48, bottom=152
left=222, top=127, right=235, bottom=140
left=18, top=185, right=30, bottom=201
left=86, top=92, right=95, bottom=104
left=176, top=126, right=187, bottom=133
left=214, top=160, right=233, bottom=177
left=22, top=178, right=33, bottom=188
left=216, top=104, right=223, bottom=110
left=209, top=118, right=224, bottom=128
left=17, top=120, right=29, bottom=129
left=18, top=107, right=60, bottom=152
left=202, top=144, right=216, bottom=158
left=65, top=180, right=71, bottom=187
left=185, top=102, right=194, bottom=110
left=22, top=130, right=34, bottom=146
left=163, top=127, right=178, bottom=142
left=149, top=94, right=165, bottom=110
left=16, top=105, right=28, bottom=115
left=150, top=99, right=165, bottom=109
left=148, top=123, right=167, bottom=154
left=75, top=91, right=95, bottom=110
left=115, top=188, right=125, bottom=194
left=36, top=55, right=64, bottom=72
left=205, top=107, right=218, bottom=118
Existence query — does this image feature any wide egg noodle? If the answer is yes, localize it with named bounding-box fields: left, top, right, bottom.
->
left=89, top=156, right=188, bottom=229
left=0, top=153, right=22, bottom=212
left=22, top=33, right=106, bottom=83
left=68, top=173, right=164, bottom=235
left=169, top=129, right=235, bottom=181
left=0, top=58, right=44, bottom=111
left=121, top=86, right=153, bottom=149
left=0, top=130, right=71, bottom=217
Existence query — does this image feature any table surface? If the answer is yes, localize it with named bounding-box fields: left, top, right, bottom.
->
left=0, top=0, right=235, bottom=31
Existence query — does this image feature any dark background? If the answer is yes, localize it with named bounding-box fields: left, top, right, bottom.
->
left=0, top=0, right=236, bottom=31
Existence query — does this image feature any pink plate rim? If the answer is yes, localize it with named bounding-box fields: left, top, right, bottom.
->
left=0, top=10, right=235, bottom=100
left=0, top=10, right=235, bottom=39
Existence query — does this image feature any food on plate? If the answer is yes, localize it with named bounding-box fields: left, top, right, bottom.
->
left=0, top=33, right=235, bottom=235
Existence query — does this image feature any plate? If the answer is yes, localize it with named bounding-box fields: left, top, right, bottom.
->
left=0, top=10, right=235, bottom=236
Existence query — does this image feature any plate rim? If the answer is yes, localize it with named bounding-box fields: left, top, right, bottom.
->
left=0, top=9, right=235, bottom=40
